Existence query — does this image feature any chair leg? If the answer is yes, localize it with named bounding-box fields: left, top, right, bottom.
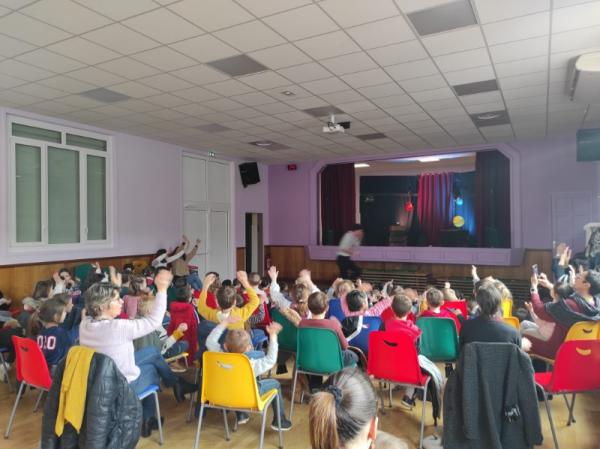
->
left=0, top=354, right=14, bottom=393
left=377, top=382, right=386, bottom=415
left=258, top=408, right=268, bottom=449
left=566, top=393, right=576, bottom=425
left=153, top=392, right=163, bottom=445
left=275, top=398, right=283, bottom=449
left=542, top=391, right=560, bottom=449
left=388, top=383, right=393, bottom=408
left=223, top=410, right=230, bottom=441
left=33, top=390, right=45, bottom=413
left=187, top=390, right=197, bottom=424
left=193, top=404, right=205, bottom=449
left=4, top=381, right=25, bottom=439
left=419, top=382, right=429, bottom=449
left=289, top=369, right=299, bottom=420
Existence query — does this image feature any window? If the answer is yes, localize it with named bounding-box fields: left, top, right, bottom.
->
left=8, top=116, right=111, bottom=249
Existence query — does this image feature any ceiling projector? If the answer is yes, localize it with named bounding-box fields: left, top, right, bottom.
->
left=323, top=114, right=351, bottom=134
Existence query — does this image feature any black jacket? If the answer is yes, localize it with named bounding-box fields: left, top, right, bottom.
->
left=42, top=352, right=142, bottom=449
left=443, top=342, right=543, bottom=449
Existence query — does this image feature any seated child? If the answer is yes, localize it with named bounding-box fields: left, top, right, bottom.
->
left=167, top=285, right=199, bottom=364
left=419, top=288, right=462, bottom=331
left=206, top=315, right=292, bottom=430
left=382, top=293, right=422, bottom=342
left=242, top=272, right=271, bottom=327
left=121, top=275, right=150, bottom=319
left=340, top=281, right=392, bottom=318
left=34, top=297, right=74, bottom=367
left=199, top=271, right=221, bottom=309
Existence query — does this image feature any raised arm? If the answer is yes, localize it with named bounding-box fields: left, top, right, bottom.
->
left=237, top=271, right=259, bottom=321
left=268, top=266, right=291, bottom=309
left=198, top=273, right=218, bottom=322
left=126, top=270, right=172, bottom=340
left=186, top=238, right=200, bottom=260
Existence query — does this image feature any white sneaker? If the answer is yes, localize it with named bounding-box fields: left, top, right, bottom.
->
left=0, top=362, right=10, bottom=383
left=422, top=434, right=443, bottom=449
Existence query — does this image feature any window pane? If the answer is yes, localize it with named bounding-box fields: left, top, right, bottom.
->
left=12, top=123, right=61, bottom=143
left=66, top=133, right=107, bottom=151
left=87, top=155, right=106, bottom=240
left=15, top=144, right=41, bottom=242
left=48, top=147, right=79, bottom=244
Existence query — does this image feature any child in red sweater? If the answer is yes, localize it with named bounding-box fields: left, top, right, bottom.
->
left=167, top=285, right=198, bottom=364
left=383, top=293, right=422, bottom=341
left=419, top=288, right=462, bottom=331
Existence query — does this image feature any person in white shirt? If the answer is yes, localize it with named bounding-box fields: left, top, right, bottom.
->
left=336, top=224, right=364, bottom=280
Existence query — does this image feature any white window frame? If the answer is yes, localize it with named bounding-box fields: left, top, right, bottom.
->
left=7, top=115, right=113, bottom=252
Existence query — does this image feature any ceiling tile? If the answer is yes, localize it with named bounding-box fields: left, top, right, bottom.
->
left=347, top=16, right=415, bottom=49
left=249, top=44, right=312, bottom=70
left=231, top=91, right=278, bottom=106
left=0, top=72, right=27, bottom=88
left=66, top=67, right=127, bottom=86
left=465, top=100, right=507, bottom=113
left=368, top=40, right=428, bottom=66
left=489, top=36, right=549, bottom=64
left=254, top=101, right=296, bottom=115
left=73, top=0, right=158, bottom=20
left=263, top=84, right=313, bottom=100
left=0, top=34, right=34, bottom=57
left=235, top=0, right=312, bottom=17
left=16, top=48, right=86, bottom=73
left=214, top=20, right=286, bottom=53
left=48, top=37, right=120, bottom=65
left=21, top=0, right=110, bottom=34
left=239, top=71, right=290, bottom=90
left=320, top=89, right=365, bottom=104
left=494, top=55, right=548, bottom=77
left=357, top=82, right=406, bottom=98
left=168, top=0, right=253, bottom=32
left=117, top=98, right=161, bottom=112
left=407, top=0, right=477, bottom=36
left=498, top=71, right=548, bottom=90
left=278, top=62, right=332, bottom=83
left=551, top=26, right=600, bottom=53
left=502, top=84, right=547, bottom=100
left=435, top=48, right=491, bottom=72
left=452, top=79, right=498, bottom=96
left=264, top=4, right=338, bottom=41
left=421, top=26, right=484, bottom=57
left=285, top=95, right=328, bottom=110
left=411, top=86, right=455, bottom=102
left=132, top=46, right=196, bottom=71
left=144, top=93, right=191, bottom=108
left=171, top=86, right=220, bottom=102
left=110, top=81, right=161, bottom=98
left=97, top=57, right=161, bottom=80
left=372, top=94, right=414, bottom=108
left=483, top=12, right=550, bottom=45
left=38, top=75, right=95, bottom=93
left=552, top=1, right=600, bottom=33
left=386, top=58, right=439, bottom=81
left=472, top=0, right=549, bottom=24
left=83, top=24, right=159, bottom=55
left=171, top=65, right=229, bottom=85
left=0, top=59, right=53, bottom=81
left=0, top=0, right=37, bottom=8
left=138, top=73, right=193, bottom=92
left=320, top=0, right=399, bottom=27
left=444, top=65, right=496, bottom=85
left=169, top=34, right=239, bottom=63
left=395, top=0, right=457, bottom=14
left=207, top=54, right=268, bottom=77
left=319, top=52, right=377, bottom=76
left=172, top=103, right=213, bottom=116
left=295, top=31, right=361, bottom=60
left=0, top=12, right=71, bottom=46
left=341, top=68, right=394, bottom=88
left=123, top=8, right=203, bottom=44
left=460, top=90, right=503, bottom=105
left=301, top=76, right=350, bottom=95
left=206, top=79, right=255, bottom=96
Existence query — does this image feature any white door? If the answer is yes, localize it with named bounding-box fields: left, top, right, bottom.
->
left=551, top=191, right=594, bottom=252
left=183, top=207, right=207, bottom=276
left=209, top=210, right=229, bottom=277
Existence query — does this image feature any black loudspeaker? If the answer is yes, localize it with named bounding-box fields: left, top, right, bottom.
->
left=239, top=162, right=260, bottom=188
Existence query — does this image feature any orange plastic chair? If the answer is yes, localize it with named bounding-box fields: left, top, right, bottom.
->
left=501, top=298, right=513, bottom=317
left=4, top=336, right=53, bottom=438
left=565, top=322, right=600, bottom=341
left=194, top=351, right=283, bottom=449
left=503, top=316, right=520, bottom=330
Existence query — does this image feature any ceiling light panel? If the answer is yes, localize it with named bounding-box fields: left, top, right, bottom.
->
left=407, top=1, right=478, bottom=36
left=207, top=54, right=269, bottom=77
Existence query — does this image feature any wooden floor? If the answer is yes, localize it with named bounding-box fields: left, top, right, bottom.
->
left=2, top=368, right=600, bottom=449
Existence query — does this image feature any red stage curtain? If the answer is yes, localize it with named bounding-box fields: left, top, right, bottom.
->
left=417, top=172, right=454, bottom=246
left=320, top=163, right=356, bottom=245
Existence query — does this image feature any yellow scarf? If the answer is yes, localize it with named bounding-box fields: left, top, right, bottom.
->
left=55, top=346, right=95, bottom=436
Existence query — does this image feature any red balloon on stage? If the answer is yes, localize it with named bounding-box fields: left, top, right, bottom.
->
left=405, top=200, right=414, bottom=212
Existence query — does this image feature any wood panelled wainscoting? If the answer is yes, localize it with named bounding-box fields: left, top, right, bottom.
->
left=259, top=246, right=552, bottom=284
left=0, top=254, right=152, bottom=305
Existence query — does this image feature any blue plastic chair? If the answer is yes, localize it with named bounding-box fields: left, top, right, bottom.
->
left=348, top=316, right=382, bottom=357
left=138, top=385, right=163, bottom=445
left=326, top=298, right=346, bottom=322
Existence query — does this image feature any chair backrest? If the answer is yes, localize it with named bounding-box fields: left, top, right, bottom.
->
left=201, top=351, right=262, bottom=410
left=503, top=316, right=520, bottom=330
left=12, top=336, right=52, bottom=390
left=326, top=298, right=346, bottom=322
left=350, top=316, right=382, bottom=356
left=548, top=340, right=600, bottom=393
left=566, top=321, right=600, bottom=341
left=441, top=300, right=468, bottom=317
left=501, top=298, right=513, bottom=317
left=73, top=263, right=92, bottom=282
left=296, top=327, right=344, bottom=374
left=367, top=331, right=427, bottom=386
left=271, top=308, right=298, bottom=353
left=416, top=317, right=459, bottom=362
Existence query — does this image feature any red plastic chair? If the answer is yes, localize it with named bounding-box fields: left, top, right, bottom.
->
left=367, top=331, right=431, bottom=449
left=535, top=340, right=600, bottom=449
left=440, top=300, right=467, bottom=317
left=4, top=336, right=53, bottom=439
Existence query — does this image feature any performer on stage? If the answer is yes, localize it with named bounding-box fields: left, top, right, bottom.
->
left=336, top=224, right=364, bottom=280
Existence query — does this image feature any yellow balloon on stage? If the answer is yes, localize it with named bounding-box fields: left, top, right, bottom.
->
left=453, top=215, right=465, bottom=228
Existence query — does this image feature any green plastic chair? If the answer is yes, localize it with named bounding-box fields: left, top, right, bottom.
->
left=290, top=327, right=345, bottom=419
left=73, top=263, right=93, bottom=283
left=271, top=309, right=297, bottom=354
left=416, top=317, right=459, bottom=362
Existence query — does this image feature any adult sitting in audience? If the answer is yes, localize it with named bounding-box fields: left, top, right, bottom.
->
left=79, top=268, right=193, bottom=438
left=309, top=367, right=408, bottom=449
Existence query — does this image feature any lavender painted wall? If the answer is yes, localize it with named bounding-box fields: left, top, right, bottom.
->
left=234, top=162, right=270, bottom=248
left=268, top=134, right=600, bottom=251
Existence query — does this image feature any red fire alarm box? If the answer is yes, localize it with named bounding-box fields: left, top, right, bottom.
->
left=287, top=164, right=297, bottom=171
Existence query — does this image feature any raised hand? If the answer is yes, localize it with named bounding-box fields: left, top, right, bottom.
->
left=154, top=270, right=173, bottom=293
left=203, top=273, right=217, bottom=289
left=237, top=271, right=249, bottom=288
left=268, top=265, right=279, bottom=281
left=109, top=266, right=122, bottom=287
left=178, top=323, right=189, bottom=332
left=266, top=322, right=283, bottom=336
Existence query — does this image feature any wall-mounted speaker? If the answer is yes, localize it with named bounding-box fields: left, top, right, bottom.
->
left=239, top=162, right=260, bottom=188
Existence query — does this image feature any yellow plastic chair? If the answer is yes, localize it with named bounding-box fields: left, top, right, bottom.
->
left=501, top=298, right=513, bottom=317
left=566, top=322, right=600, bottom=341
left=503, top=316, right=520, bottom=330
left=194, top=352, right=284, bottom=449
